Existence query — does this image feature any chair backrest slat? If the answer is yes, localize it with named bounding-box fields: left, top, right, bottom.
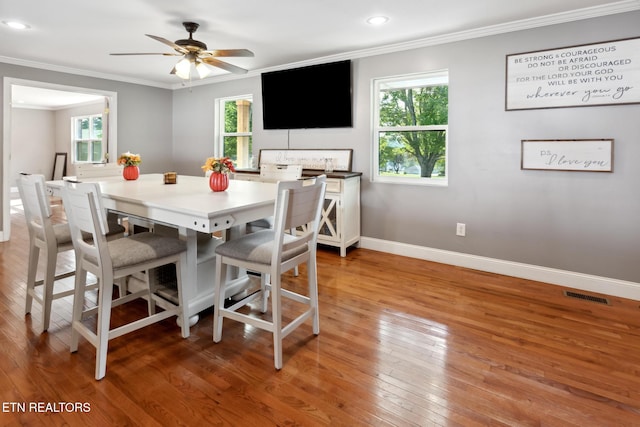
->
left=259, top=164, right=303, bottom=183
left=75, top=162, right=123, bottom=179
left=17, top=174, right=55, bottom=243
left=63, top=183, right=109, bottom=235
left=61, top=182, right=111, bottom=271
left=285, top=184, right=325, bottom=230
left=272, top=176, right=326, bottom=261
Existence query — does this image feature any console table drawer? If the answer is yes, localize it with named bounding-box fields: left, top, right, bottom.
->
left=325, top=178, right=342, bottom=193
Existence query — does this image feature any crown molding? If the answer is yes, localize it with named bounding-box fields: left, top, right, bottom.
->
left=0, top=55, right=173, bottom=89
left=3, top=1, right=639, bottom=90
left=347, top=0, right=640, bottom=59
left=175, top=0, right=640, bottom=89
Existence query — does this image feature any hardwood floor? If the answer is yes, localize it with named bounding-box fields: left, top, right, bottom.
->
left=1, top=196, right=639, bottom=426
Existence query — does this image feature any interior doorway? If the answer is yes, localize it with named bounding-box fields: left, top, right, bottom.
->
left=2, top=78, right=117, bottom=241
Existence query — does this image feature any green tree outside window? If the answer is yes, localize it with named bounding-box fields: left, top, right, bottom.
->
left=374, top=71, right=449, bottom=183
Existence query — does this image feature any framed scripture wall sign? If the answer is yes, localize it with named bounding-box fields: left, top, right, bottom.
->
left=506, top=37, right=640, bottom=110
left=521, top=139, right=613, bottom=172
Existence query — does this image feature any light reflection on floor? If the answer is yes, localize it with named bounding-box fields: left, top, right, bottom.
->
left=375, top=308, right=449, bottom=423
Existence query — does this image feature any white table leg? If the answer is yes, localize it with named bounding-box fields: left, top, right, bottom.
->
left=178, top=227, right=200, bottom=325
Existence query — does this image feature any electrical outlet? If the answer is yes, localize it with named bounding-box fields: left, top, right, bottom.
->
left=456, top=223, right=466, bottom=237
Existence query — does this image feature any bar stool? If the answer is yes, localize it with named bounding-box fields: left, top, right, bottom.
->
left=213, top=176, right=326, bottom=369
left=61, top=181, right=189, bottom=379
left=16, top=174, right=124, bottom=331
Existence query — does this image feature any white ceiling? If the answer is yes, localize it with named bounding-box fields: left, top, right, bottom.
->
left=2, top=0, right=639, bottom=95
left=11, top=85, right=105, bottom=110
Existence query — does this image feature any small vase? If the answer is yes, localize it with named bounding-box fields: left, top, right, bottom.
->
left=123, top=165, right=140, bottom=180
left=209, top=172, right=229, bottom=192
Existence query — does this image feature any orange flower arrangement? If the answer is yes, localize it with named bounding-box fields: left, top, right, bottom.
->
left=201, top=156, right=236, bottom=173
left=117, top=152, right=142, bottom=167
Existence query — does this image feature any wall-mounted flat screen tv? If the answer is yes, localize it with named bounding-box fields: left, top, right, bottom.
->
left=261, top=60, right=352, bottom=130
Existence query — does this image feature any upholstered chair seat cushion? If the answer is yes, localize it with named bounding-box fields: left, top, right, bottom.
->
left=215, top=230, right=306, bottom=265
left=52, top=222, right=74, bottom=245
left=50, top=221, right=126, bottom=245
left=106, top=232, right=187, bottom=269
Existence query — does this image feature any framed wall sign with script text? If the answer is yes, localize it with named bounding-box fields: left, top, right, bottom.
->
left=521, top=139, right=613, bottom=172
left=506, top=37, right=640, bottom=110
left=258, top=149, right=353, bottom=172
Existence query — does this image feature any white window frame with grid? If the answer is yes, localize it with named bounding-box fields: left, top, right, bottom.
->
left=71, top=114, right=104, bottom=164
left=214, top=94, right=253, bottom=169
left=372, top=70, right=449, bottom=186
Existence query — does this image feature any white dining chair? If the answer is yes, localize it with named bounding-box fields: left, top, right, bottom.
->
left=259, top=163, right=303, bottom=180
left=75, top=162, right=152, bottom=234
left=16, top=173, right=125, bottom=331
left=75, top=162, right=122, bottom=179
left=246, top=164, right=303, bottom=232
left=61, top=181, right=190, bottom=380
left=213, top=175, right=326, bottom=369
left=248, top=163, right=304, bottom=277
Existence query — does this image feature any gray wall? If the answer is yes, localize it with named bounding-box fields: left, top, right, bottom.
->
left=53, top=101, right=104, bottom=176
left=355, top=15, right=640, bottom=283
left=10, top=102, right=106, bottom=185
left=2, top=11, right=638, bottom=284
left=10, top=108, right=55, bottom=180
left=172, top=11, right=640, bottom=283
left=1, top=63, right=173, bottom=229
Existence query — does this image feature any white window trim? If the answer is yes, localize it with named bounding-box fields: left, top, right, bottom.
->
left=71, top=113, right=104, bottom=164
left=371, top=71, right=449, bottom=187
left=214, top=94, right=253, bottom=159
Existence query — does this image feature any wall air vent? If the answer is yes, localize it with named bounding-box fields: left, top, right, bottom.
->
left=563, top=290, right=610, bottom=305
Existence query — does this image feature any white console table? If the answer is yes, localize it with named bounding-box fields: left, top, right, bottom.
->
left=235, top=148, right=361, bottom=256
left=233, top=170, right=361, bottom=256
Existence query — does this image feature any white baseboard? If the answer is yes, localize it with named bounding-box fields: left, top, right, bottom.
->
left=360, top=237, right=640, bottom=301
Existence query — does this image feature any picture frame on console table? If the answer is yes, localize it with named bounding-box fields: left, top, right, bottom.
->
left=521, top=139, right=613, bottom=172
left=52, top=152, right=67, bottom=180
left=506, top=37, right=640, bottom=110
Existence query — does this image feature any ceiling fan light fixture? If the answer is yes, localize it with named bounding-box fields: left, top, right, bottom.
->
left=111, top=22, right=251, bottom=78
left=195, top=61, right=211, bottom=78
left=174, top=56, right=192, bottom=79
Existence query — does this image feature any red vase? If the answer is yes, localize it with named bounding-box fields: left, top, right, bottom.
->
left=209, top=172, right=229, bottom=192
left=123, top=165, right=139, bottom=180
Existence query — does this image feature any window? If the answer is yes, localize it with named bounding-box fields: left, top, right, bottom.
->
left=216, top=95, right=253, bottom=169
left=372, top=70, right=449, bottom=185
left=72, top=114, right=103, bottom=163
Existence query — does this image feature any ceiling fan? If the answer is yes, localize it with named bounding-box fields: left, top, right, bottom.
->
left=110, top=22, right=254, bottom=79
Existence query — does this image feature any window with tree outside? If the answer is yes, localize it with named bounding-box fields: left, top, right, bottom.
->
left=217, top=95, right=253, bottom=169
left=72, top=114, right=103, bottom=163
left=372, top=70, right=448, bottom=185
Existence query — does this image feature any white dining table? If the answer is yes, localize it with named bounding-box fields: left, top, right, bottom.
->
left=47, top=173, right=277, bottom=323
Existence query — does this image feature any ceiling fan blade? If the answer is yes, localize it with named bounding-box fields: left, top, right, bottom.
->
left=201, top=57, right=249, bottom=74
left=201, top=49, right=254, bottom=58
left=145, top=34, right=189, bottom=54
left=110, top=52, right=181, bottom=56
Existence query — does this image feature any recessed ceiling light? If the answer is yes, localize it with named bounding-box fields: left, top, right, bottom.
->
left=367, top=16, right=389, bottom=25
left=3, top=21, right=30, bottom=30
